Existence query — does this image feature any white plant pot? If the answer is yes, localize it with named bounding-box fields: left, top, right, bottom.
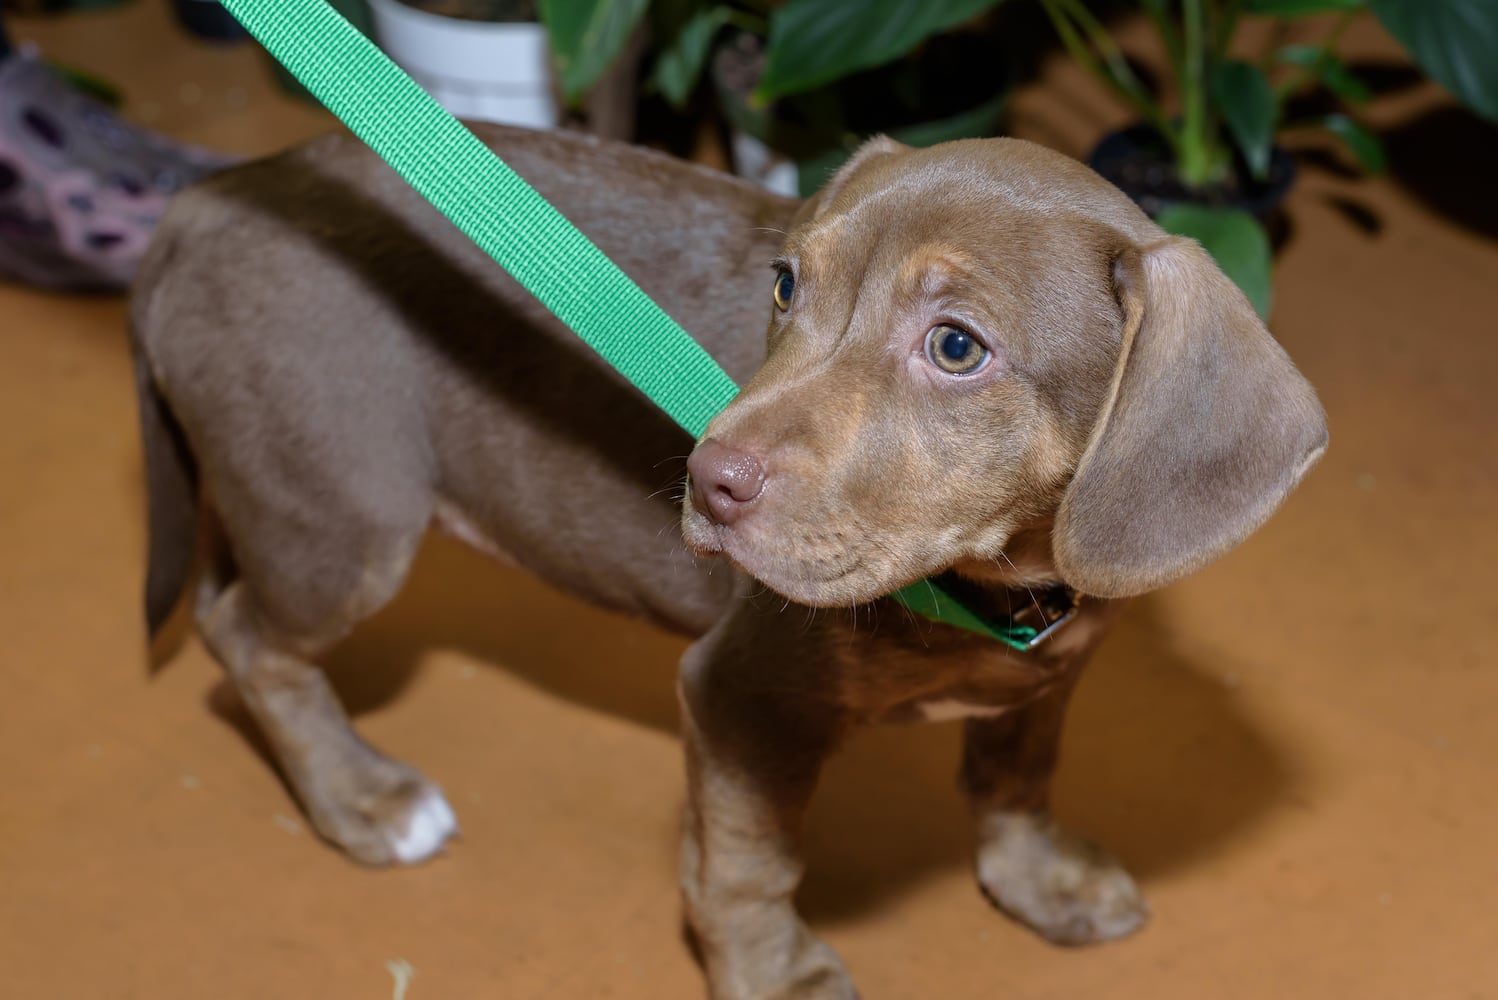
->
left=367, top=0, right=558, bottom=129
left=730, top=130, right=800, bottom=199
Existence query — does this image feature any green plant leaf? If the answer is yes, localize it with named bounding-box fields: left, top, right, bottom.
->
left=539, top=0, right=651, bottom=104
left=1154, top=204, right=1274, bottom=319
left=1277, top=43, right=1372, bottom=103
left=1317, top=112, right=1388, bottom=172
left=756, top=0, right=1000, bottom=101
left=887, top=92, right=1006, bottom=148
left=794, top=91, right=1007, bottom=197
left=1212, top=61, right=1278, bottom=181
left=1369, top=0, right=1498, bottom=122
left=649, top=2, right=730, bottom=108
left=1241, top=0, right=1364, bottom=14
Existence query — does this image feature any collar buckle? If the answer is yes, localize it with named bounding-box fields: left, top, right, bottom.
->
left=1007, top=587, right=1082, bottom=651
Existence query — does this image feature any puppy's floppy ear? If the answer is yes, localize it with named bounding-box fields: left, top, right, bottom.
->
left=1053, top=236, right=1328, bottom=598
left=789, top=135, right=909, bottom=228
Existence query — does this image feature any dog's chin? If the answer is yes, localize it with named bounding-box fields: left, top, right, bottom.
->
left=750, top=560, right=892, bottom=608
left=681, top=512, right=916, bottom=608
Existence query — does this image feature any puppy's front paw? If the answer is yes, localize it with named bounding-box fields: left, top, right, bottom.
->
left=695, top=923, right=861, bottom=1000
left=974, top=812, right=1147, bottom=946
left=754, top=964, right=862, bottom=1000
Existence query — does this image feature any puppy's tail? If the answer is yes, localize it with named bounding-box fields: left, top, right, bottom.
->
left=130, top=330, right=199, bottom=637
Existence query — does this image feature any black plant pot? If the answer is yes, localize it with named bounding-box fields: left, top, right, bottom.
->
left=171, top=0, right=250, bottom=42
left=1088, top=124, right=1296, bottom=222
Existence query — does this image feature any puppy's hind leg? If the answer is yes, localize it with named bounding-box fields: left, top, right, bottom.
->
left=195, top=517, right=456, bottom=867
left=961, top=678, right=1147, bottom=946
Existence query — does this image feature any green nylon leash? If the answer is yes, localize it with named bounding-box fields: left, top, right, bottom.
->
left=219, top=0, right=1050, bottom=652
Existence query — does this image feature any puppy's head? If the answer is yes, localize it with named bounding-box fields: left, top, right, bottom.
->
left=682, top=137, right=1326, bottom=605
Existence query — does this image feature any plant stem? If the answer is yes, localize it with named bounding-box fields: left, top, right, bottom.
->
left=1140, top=0, right=1183, bottom=70
left=1273, top=8, right=1361, bottom=102
left=1038, top=0, right=1175, bottom=143
left=1259, top=17, right=1291, bottom=74
left=1056, top=0, right=1153, bottom=101
left=1205, top=0, right=1243, bottom=172
left=1179, top=0, right=1211, bottom=187
left=1212, top=0, right=1243, bottom=60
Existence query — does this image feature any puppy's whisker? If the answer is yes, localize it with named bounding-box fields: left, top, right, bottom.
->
left=997, top=549, right=1047, bottom=624
left=891, top=593, right=929, bottom=647
left=886, top=577, right=937, bottom=637
left=847, top=600, right=874, bottom=642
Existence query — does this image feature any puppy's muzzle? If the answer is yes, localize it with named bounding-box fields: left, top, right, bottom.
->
left=687, top=438, right=766, bottom=526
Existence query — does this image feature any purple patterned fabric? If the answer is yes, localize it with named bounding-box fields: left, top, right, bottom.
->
left=0, top=47, right=235, bottom=291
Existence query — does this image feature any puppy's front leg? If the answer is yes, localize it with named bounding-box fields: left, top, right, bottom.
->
left=961, top=677, right=1147, bottom=946
left=677, top=613, right=858, bottom=1000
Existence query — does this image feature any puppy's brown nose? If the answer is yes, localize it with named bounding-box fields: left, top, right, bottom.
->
left=688, top=438, right=766, bottom=526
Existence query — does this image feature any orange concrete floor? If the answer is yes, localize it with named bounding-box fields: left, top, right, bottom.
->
left=2, top=6, right=1495, bottom=999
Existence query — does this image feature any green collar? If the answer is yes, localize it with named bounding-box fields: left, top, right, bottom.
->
left=893, top=581, right=1081, bottom=652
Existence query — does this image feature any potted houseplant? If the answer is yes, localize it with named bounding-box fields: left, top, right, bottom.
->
left=1030, top=0, right=1498, bottom=316
left=542, top=0, right=1498, bottom=318
left=539, top=0, right=1013, bottom=195
left=708, top=22, right=1012, bottom=196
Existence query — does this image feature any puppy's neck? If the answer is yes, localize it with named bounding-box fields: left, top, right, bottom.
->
left=951, top=521, right=1065, bottom=592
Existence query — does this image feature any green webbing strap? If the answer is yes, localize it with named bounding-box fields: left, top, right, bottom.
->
left=892, top=580, right=1037, bottom=646
left=221, top=0, right=736, bottom=438
left=220, top=0, right=1043, bottom=652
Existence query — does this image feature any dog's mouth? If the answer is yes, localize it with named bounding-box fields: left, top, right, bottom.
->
left=682, top=505, right=902, bottom=607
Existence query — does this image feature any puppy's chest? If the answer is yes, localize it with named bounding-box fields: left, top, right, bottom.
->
left=841, top=601, right=1113, bottom=725
left=903, top=697, right=1017, bottom=723
left=831, top=642, right=1049, bottom=725
left=873, top=671, right=1050, bottom=725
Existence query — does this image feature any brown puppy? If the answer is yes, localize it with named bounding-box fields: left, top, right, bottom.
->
left=130, top=123, right=1325, bottom=1000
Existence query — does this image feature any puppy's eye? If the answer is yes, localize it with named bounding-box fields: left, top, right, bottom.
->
left=925, top=324, right=988, bottom=375
left=773, top=270, right=795, bottom=311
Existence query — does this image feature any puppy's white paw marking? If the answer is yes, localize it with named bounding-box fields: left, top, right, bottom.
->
left=306, top=757, right=462, bottom=867
left=384, top=784, right=459, bottom=865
